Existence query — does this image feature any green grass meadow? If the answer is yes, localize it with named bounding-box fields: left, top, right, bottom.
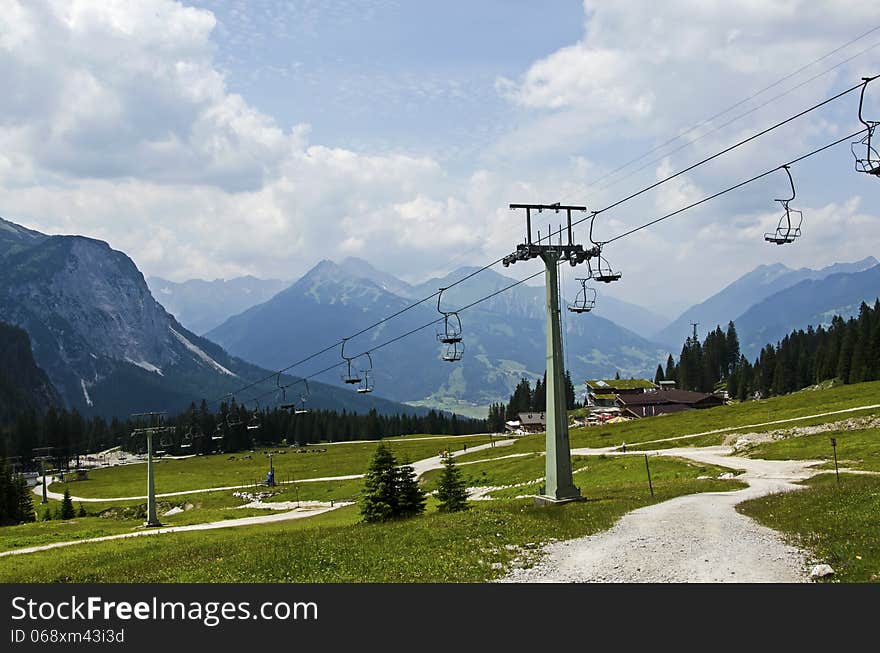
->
left=738, top=474, right=880, bottom=582
left=4, top=380, right=880, bottom=582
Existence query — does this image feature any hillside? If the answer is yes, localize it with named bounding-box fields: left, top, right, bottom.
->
left=0, top=322, right=60, bottom=424
left=736, top=264, right=880, bottom=359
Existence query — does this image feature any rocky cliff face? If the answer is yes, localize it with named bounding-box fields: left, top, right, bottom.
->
left=0, top=217, right=433, bottom=418
left=0, top=233, right=194, bottom=404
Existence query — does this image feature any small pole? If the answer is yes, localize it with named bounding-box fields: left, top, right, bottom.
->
left=830, top=437, right=839, bottom=484
left=644, top=454, right=654, bottom=497
left=40, top=460, right=48, bottom=504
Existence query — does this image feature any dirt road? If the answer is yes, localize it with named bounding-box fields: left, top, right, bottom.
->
left=503, top=446, right=823, bottom=583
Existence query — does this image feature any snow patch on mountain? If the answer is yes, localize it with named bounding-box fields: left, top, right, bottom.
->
left=126, top=358, right=164, bottom=376
left=80, top=379, right=93, bottom=407
left=169, top=327, right=236, bottom=377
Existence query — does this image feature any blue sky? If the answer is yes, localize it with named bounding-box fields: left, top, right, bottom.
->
left=0, top=1, right=878, bottom=318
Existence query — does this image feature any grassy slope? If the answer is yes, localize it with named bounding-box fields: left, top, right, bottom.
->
left=8, top=380, right=880, bottom=581
left=0, top=456, right=743, bottom=582
left=738, top=474, right=880, bottom=582
left=49, top=435, right=492, bottom=498
left=743, top=427, right=880, bottom=472
left=551, top=380, right=880, bottom=451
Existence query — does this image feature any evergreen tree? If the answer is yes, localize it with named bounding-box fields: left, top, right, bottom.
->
left=653, top=364, right=664, bottom=385
left=360, top=443, right=398, bottom=523
left=664, top=354, right=677, bottom=385
left=41, top=505, right=51, bottom=521
left=725, top=321, right=741, bottom=376
left=60, top=487, right=75, bottom=520
left=77, top=503, right=87, bottom=518
left=435, top=453, right=469, bottom=513
left=395, top=461, right=426, bottom=518
left=16, top=475, right=34, bottom=523
left=564, top=370, right=577, bottom=410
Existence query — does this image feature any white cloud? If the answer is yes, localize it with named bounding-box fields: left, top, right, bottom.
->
left=1, top=0, right=879, bottom=316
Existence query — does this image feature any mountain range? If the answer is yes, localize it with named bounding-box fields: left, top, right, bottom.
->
left=0, top=217, right=432, bottom=419
left=654, top=257, right=879, bottom=347
left=3, top=213, right=877, bottom=419
left=735, top=264, right=880, bottom=358
left=147, top=276, right=287, bottom=335
left=206, top=259, right=669, bottom=414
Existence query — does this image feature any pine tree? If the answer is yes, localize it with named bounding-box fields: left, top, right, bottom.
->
left=395, top=462, right=426, bottom=518
left=360, top=443, right=398, bottom=523
left=564, top=370, right=576, bottom=410
left=665, top=354, right=677, bottom=385
left=77, top=503, right=87, bottom=518
left=60, top=487, right=75, bottom=520
left=436, top=453, right=469, bottom=513
left=15, top=475, right=34, bottom=523
left=654, top=364, right=664, bottom=385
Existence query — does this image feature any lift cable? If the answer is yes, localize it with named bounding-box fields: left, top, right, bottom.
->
left=235, top=269, right=546, bottom=409
left=206, top=79, right=873, bottom=408
left=235, top=126, right=866, bottom=409
left=588, top=27, right=880, bottom=192
left=602, top=127, right=866, bottom=245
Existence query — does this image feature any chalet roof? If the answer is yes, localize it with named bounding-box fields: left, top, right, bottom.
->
left=517, top=412, right=546, bottom=425
left=624, top=403, right=693, bottom=418
left=585, top=379, right=657, bottom=391
left=618, top=389, right=720, bottom=406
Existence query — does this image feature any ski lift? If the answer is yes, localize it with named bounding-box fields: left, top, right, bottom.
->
left=340, top=338, right=362, bottom=385
left=225, top=396, right=243, bottom=428
left=587, top=215, right=622, bottom=283
left=764, top=165, right=803, bottom=245
left=441, top=340, right=464, bottom=362
left=246, top=402, right=262, bottom=431
left=568, top=278, right=597, bottom=313
left=295, top=379, right=311, bottom=414
left=180, top=431, right=193, bottom=449
left=276, top=373, right=291, bottom=404
left=852, top=76, right=880, bottom=176
left=155, top=432, right=172, bottom=455
left=211, top=426, right=224, bottom=442
left=357, top=352, right=373, bottom=394
left=436, top=287, right=463, bottom=345
left=281, top=379, right=312, bottom=414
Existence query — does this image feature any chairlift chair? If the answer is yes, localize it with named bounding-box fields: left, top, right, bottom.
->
left=852, top=77, right=880, bottom=176
left=764, top=165, right=803, bottom=245
left=155, top=432, right=172, bottom=455
left=568, top=279, right=597, bottom=313
left=587, top=214, right=622, bottom=283
left=441, top=340, right=464, bottom=362
left=436, top=288, right=463, bottom=344
left=295, top=379, right=311, bottom=414
left=356, top=369, right=374, bottom=393
left=587, top=254, right=622, bottom=283
left=180, top=431, right=193, bottom=449
left=246, top=403, right=262, bottom=431
left=340, top=338, right=362, bottom=384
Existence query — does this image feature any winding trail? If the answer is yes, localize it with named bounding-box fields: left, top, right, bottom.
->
left=8, top=439, right=515, bottom=558
left=0, top=503, right=350, bottom=558
left=503, top=445, right=826, bottom=583
left=34, top=439, right=515, bottom=503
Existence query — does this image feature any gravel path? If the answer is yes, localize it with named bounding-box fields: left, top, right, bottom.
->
left=503, top=446, right=824, bottom=583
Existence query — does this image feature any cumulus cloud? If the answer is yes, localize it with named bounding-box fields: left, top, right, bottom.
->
left=1, top=0, right=879, bottom=316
